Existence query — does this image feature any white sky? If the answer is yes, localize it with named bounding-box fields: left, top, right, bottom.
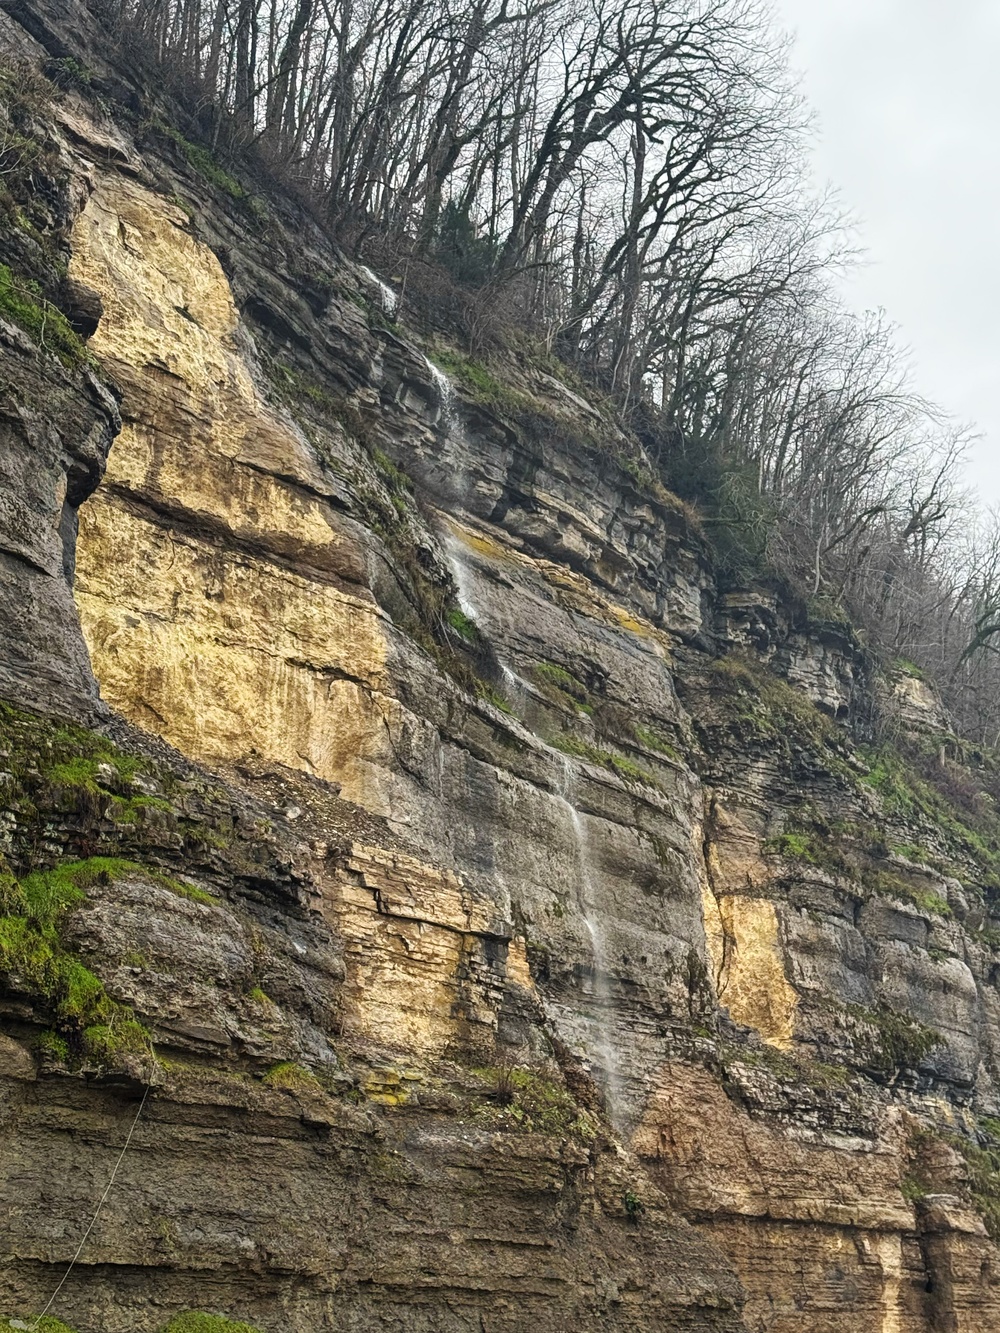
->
left=772, top=0, right=1000, bottom=503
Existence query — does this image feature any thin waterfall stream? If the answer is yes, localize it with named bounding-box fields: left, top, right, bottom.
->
left=359, top=264, right=398, bottom=317
left=424, top=354, right=456, bottom=428
left=441, top=491, right=621, bottom=1123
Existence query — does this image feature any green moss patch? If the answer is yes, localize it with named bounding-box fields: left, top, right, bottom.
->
left=631, top=724, right=680, bottom=761
left=550, top=733, right=659, bottom=789
left=161, top=1316, right=263, bottom=1333
left=262, top=1060, right=318, bottom=1091
left=0, top=263, right=91, bottom=366
left=471, top=1065, right=597, bottom=1140
left=706, top=653, right=849, bottom=764
left=533, top=661, right=594, bottom=714
left=724, top=1041, right=851, bottom=1093
left=766, top=810, right=952, bottom=919
left=867, top=870, right=951, bottom=918
left=844, top=1001, right=942, bottom=1077
left=894, top=657, right=926, bottom=681
left=0, top=854, right=152, bottom=1063
left=158, top=124, right=245, bottom=200
left=446, top=606, right=478, bottom=642
left=431, top=347, right=534, bottom=417
left=861, top=738, right=1000, bottom=892
left=953, top=1136, right=1000, bottom=1238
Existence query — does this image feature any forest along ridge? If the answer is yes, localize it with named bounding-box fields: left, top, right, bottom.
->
left=1, top=0, right=1000, bottom=1330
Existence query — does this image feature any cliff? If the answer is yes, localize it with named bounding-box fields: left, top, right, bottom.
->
left=1, top=4, right=1000, bottom=1331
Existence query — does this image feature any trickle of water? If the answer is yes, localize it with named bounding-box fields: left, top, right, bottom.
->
left=359, top=264, right=398, bottom=317
left=439, top=532, right=621, bottom=1121
left=444, top=535, right=479, bottom=623
left=500, top=663, right=533, bottom=711
left=423, top=355, right=455, bottom=425
left=552, top=758, right=621, bottom=1125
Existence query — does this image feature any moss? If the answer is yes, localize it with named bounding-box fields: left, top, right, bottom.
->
left=868, top=870, right=952, bottom=918
left=862, top=742, right=1000, bottom=888
left=35, top=1029, right=69, bottom=1061
left=805, top=593, right=853, bottom=629
left=767, top=830, right=824, bottom=865
left=471, top=1065, right=596, bottom=1140
left=0, top=263, right=91, bottom=366
left=631, top=724, right=680, bottom=761
left=446, top=606, right=478, bottom=641
left=109, top=793, right=175, bottom=826
left=267, top=359, right=333, bottom=409
left=535, top=661, right=587, bottom=700
left=0, top=855, right=156, bottom=1063
left=533, top=662, right=593, bottom=714
left=844, top=1001, right=942, bottom=1076
left=44, top=56, right=92, bottom=88
left=724, top=1039, right=851, bottom=1092
left=158, top=124, right=245, bottom=199
left=475, top=682, right=512, bottom=714
left=890, top=841, right=941, bottom=867
left=371, top=447, right=413, bottom=496
left=901, top=1174, right=929, bottom=1203
left=705, top=652, right=853, bottom=777
left=247, top=986, right=272, bottom=1005
left=431, top=347, right=534, bottom=416
left=549, top=733, right=659, bottom=788
left=160, top=1316, right=263, bottom=1333
left=894, top=657, right=926, bottom=681
left=166, top=880, right=215, bottom=905
left=861, top=752, right=919, bottom=818
left=945, top=1129, right=1000, bottom=1240
left=262, top=1060, right=318, bottom=1091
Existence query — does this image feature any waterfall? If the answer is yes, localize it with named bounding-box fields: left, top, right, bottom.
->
left=553, top=757, right=621, bottom=1125
left=444, top=535, right=479, bottom=622
left=445, top=537, right=532, bottom=711
left=423, top=355, right=456, bottom=428
left=499, top=663, right=532, bottom=712
left=443, top=531, right=621, bottom=1123
left=359, top=264, right=398, bottom=317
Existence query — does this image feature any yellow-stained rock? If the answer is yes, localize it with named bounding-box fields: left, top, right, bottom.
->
left=699, top=797, right=797, bottom=1048
left=702, top=887, right=797, bottom=1049
left=328, top=841, right=505, bottom=1057
left=69, top=179, right=392, bottom=803
left=634, top=1061, right=934, bottom=1332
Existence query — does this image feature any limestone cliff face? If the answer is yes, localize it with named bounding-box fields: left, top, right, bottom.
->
left=0, top=283, right=118, bottom=718
left=3, top=4, right=1000, bottom=1331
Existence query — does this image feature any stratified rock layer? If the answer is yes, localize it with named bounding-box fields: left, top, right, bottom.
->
left=2, top=2, right=1000, bottom=1330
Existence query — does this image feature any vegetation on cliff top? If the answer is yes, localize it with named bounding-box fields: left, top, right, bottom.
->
left=83, top=0, right=1000, bottom=751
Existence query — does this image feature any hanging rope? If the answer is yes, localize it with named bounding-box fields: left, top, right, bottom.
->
left=32, top=1084, right=151, bottom=1327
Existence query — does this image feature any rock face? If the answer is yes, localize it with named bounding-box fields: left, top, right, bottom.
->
left=3, top=4, right=1000, bottom=1331
left=0, top=310, right=118, bottom=718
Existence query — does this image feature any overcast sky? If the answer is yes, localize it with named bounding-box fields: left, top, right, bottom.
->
left=772, top=0, right=1000, bottom=503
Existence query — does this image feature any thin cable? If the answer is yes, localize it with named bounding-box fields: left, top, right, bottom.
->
left=33, top=1084, right=150, bottom=1326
